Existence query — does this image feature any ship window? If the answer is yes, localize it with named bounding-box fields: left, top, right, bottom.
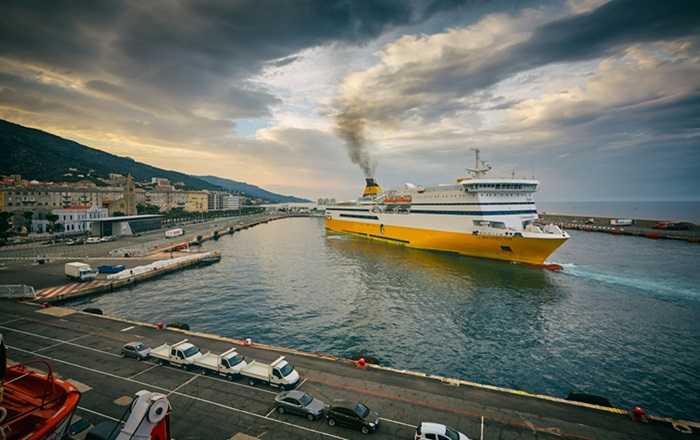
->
left=501, top=246, right=512, bottom=252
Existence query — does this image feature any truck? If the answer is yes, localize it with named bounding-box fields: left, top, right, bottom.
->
left=149, top=339, right=202, bottom=369
left=240, top=356, right=300, bottom=389
left=64, top=262, right=98, bottom=282
left=193, top=347, right=248, bottom=379
left=165, top=228, right=184, bottom=238
left=610, top=218, right=633, bottom=226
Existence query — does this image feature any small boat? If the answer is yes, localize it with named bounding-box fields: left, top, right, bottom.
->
left=1, top=336, right=81, bottom=439
left=198, top=252, right=222, bottom=265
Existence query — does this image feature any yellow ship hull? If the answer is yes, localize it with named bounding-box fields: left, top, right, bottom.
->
left=325, top=217, right=567, bottom=265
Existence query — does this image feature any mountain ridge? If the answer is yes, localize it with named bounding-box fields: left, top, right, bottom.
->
left=0, top=118, right=308, bottom=203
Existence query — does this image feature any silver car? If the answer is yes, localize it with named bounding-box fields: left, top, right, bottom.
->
left=121, top=342, right=151, bottom=360
left=274, top=390, right=327, bottom=421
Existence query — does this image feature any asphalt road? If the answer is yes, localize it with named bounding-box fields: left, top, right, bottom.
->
left=0, top=213, right=271, bottom=259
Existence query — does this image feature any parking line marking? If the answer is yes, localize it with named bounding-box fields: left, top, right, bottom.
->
left=379, top=417, right=415, bottom=428
left=7, top=345, right=349, bottom=440
left=77, top=406, right=122, bottom=422
left=1, top=323, right=278, bottom=396
left=0, top=325, right=121, bottom=358
left=36, top=334, right=90, bottom=352
left=296, top=378, right=308, bottom=389
left=120, top=325, right=135, bottom=332
left=168, top=375, right=198, bottom=396
left=0, top=318, right=24, bottom=326
left=129, top=363, right=159, bottom=379
left=265, top=407, right=277, bottom=417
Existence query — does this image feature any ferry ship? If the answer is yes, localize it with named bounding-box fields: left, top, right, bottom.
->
left=325, top=150, right=569, bottom=265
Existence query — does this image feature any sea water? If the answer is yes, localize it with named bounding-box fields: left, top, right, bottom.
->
left=73, top=217, right=700, bottom=420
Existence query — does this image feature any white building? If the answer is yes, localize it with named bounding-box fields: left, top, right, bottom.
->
left=223, top=194, right=241, bottom=211
left=54, top=206, right=109, bottom=234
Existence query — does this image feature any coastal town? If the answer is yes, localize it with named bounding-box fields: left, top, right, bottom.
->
left=0, top=172, right=248, bottom=237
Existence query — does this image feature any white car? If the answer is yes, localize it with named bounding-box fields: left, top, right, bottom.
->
left=86, top=237, right=101, bottom=244
left=415, top=422, right=470, bottom=440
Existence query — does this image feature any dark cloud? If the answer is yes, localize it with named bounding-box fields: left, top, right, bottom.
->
left=521, top=0, right=700, bottom=63
left=345, top=0, right=700, bottom=122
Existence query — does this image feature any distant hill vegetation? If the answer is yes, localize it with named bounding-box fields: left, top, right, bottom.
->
left=197, top=175, right=309, bottom=203
left=0, top=118, right=308, bottom=203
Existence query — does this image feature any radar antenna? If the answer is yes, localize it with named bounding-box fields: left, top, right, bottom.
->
left=466, top=148, right=492, bottom=177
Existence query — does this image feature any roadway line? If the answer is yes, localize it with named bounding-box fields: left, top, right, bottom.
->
left=379, top=417, right=415, bottom=428
left=120, top=325, right=136, bottom=332
left=129, top=363, right=160, bottom=379
left=77, top=405, right=122, bottom=422
left=1, top=323, right=277, bottom=396
left=0, top=317, right=24, bottom=326
left=0, top=325, right=122, bottom=358
left=7, top=345, right=348, bottom=440
left=36, top=334, right=90, bottom=352
left=168, top=375, right=198, bottom=396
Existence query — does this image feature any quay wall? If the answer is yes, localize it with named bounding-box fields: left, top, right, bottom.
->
left=540, top=214, right=700, bottom=242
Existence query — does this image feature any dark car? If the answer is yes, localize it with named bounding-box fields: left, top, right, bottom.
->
left=120, top=342, right=151, bottom=360
left=325, top=402, right=379, bottom=434
left=274, top=390, right=327, bottom=421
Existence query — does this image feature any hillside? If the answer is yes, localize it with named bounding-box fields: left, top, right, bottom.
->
left=0, top=118, right=307, bottom=202
left=197, top=175, right=309, bottom=203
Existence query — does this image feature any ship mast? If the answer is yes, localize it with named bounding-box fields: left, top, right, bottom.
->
left=466, top=148, right=492, bottom=178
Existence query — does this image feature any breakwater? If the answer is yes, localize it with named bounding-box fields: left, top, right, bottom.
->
left=540, top=213, right=699, bottom=242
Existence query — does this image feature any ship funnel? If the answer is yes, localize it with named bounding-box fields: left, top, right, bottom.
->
left=362, top=178, right=382, bottom=198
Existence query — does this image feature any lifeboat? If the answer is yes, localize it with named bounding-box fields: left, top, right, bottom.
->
left=1, top=354, right=80, bottom=440
left=383, top=195, right=412, bottom=204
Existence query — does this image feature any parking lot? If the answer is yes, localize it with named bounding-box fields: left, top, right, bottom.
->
left=1, top=301, right=693, bottom=440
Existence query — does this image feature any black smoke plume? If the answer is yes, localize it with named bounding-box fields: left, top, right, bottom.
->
left=335, top=102, right=376, bottom=177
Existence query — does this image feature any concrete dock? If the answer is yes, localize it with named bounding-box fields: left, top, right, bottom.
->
left=2, top=301, right=697, bottom=440
left=540, top=214, right=699, bottom=242
left=0, top=213, right=291, bottom=303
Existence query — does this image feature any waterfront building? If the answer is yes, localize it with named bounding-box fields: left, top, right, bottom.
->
left=0, top=185, right=138, bottom=212
left=151, top=177, right=170, bottom=186
left=89, top=214, right=162, bottom=237
left=185, top=191, right=209, bottom=213
left=106, top=175, right=138, bottom=216
left=52, top=206, right=109, bottom=234
left=223, top=194, right=241, bottom=211
left=207, top=191, right=225, bottom=211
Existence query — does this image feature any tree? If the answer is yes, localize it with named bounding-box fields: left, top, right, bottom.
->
left=112, top=211, right=126, bottom=217
left=137, top=203, right=160, bottom=215
left=22, top=211, right=34, bottom=232
left=0, top=212, right=11, bottom=242
left=46, top=213, right=59, bottom=233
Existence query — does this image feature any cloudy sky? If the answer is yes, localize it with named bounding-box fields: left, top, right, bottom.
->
left=1, top=0, right=699, bottom=201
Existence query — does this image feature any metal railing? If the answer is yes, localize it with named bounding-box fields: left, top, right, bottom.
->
left=0, top=285, right=36, bottom=299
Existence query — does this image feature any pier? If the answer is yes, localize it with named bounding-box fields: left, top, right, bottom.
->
left=540, top=214, right=699, bottom=243
left=0, top=213, right=293, bottom=304
left=2, top=300, right=697, bottom=439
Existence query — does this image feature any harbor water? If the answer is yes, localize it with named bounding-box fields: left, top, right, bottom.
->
left=72, top=217, right=700, bottom=420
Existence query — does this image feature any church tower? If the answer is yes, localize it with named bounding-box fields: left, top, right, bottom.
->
left=124, top=174, right=137, bottom=215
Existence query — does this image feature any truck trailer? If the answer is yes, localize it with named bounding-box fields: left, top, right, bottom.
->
left=64, top=262, right=98, bottom=282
